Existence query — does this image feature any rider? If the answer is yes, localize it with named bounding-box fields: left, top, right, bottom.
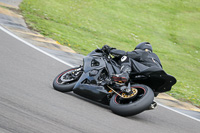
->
left=102, top=42, right=162, bottom=83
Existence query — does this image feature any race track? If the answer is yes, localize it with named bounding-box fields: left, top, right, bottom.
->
left=0, top=27, right=200, bottom=133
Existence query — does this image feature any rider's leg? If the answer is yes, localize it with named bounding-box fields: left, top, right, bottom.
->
left=112, top=56, right=132, bottom=83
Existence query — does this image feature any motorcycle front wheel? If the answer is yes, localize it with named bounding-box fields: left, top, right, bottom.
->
left=53, top=67, right=82, bottom=92
left=110, top=84, right=154, bottom=116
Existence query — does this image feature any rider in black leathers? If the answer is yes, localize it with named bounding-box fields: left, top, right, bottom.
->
left=102, top=42, right=162, bottom=82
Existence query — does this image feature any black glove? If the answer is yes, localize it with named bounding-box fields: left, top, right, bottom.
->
left=102, top=45, right=111, bottom=54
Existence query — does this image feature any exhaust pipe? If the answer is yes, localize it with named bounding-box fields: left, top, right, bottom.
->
left=148, top=101, right=157, bottom=110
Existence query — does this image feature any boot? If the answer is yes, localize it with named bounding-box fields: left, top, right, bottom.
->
left=111, top=72, right=129, bottom=83
left=112, top=61, right=131, bottom=83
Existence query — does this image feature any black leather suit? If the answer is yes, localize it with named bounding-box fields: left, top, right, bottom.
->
left=109, top=48, right=162, bottom=73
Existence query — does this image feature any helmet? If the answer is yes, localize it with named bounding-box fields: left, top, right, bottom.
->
left=135, top=42, right=153, bottom=52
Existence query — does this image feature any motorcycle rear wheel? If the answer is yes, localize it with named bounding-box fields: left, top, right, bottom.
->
left=53, top=67, right=82, bottom=92
left=110, top=84, right=154, bottom=116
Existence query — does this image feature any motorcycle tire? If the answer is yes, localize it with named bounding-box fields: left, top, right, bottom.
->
left=53, top=67, right=82, bottom=92
left=110, top=84, right=154, bottom=116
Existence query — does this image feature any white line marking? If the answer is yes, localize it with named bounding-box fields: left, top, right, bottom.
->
left=0, top=26, right=75, bottom=68
left=158, top=103, right=200, bottom=122
left=0, top=25, right=199, bottom=122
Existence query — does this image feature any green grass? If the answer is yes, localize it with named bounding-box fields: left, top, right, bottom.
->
left=0, top=4, right=9, bottom=9
left=20, top=0, right=200, bottom=107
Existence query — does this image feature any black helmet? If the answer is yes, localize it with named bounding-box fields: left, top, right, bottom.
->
left=135, top=42, right=153, bottom=52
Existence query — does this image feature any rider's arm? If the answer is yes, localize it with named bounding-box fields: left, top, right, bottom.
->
left=110, top=48, right=126, bottom=57
left=110, top=47, right=146, bottom=60
left=126, top=50, right=141, bottom=60
left=102, top=45, right=140, bottom=59
left=102, top=45, right=126, bottom=57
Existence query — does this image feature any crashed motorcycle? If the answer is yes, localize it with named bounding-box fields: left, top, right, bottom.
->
left=53, top=49, right=176, bottom=116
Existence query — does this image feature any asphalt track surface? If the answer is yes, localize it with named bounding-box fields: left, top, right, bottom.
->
left=0, top=27, right=200, bottom=133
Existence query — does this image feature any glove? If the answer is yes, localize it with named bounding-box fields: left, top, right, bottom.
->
left=102, top=45, right=111, bottom=54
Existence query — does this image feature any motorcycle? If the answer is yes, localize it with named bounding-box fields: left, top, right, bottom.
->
left=53, top=49, right=176, bottom=116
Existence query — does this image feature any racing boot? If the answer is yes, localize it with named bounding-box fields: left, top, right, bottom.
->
left=112, top=56, right=132, bottom=83
left=111, top=72, right=129, bottom=83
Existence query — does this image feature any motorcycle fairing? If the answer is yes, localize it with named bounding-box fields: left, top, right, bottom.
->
left=73, top=56, right=110, bottom=104
left=83, top=56, right=106, bottom=72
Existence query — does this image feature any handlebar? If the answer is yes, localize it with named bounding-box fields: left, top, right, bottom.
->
left=93, top=48, right=113, bottom=62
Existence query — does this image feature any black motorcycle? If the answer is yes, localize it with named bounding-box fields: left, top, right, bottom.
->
left=53, top=49, right=176, bottom=116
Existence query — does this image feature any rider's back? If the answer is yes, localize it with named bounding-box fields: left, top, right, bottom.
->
left=127, top=49, right=162, bottom=69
